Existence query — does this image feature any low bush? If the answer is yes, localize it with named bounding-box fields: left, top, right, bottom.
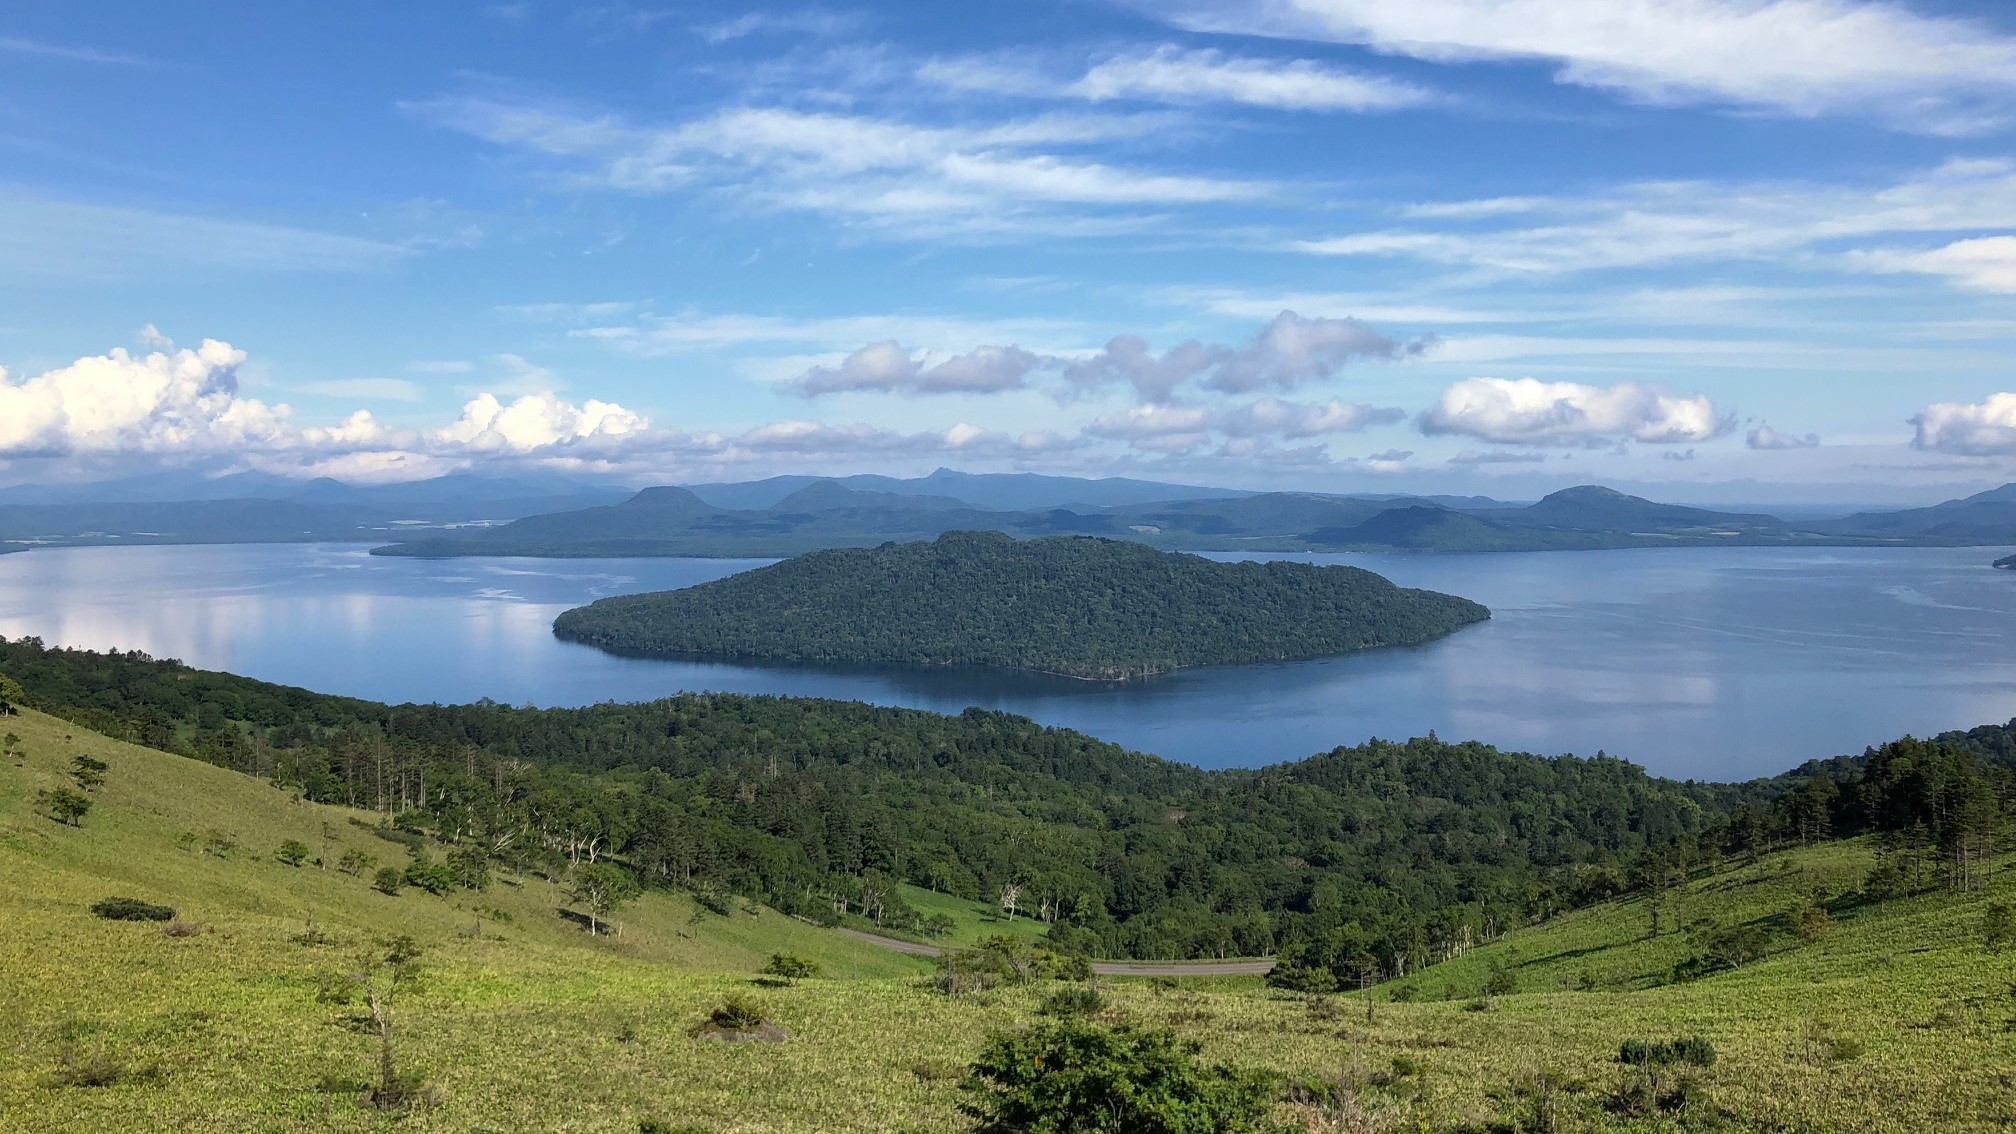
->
left=161, top=918, right=205, bottom=938
left=1617, top=1036, right=1716, bottom=1068
left=709, top=993, right=768, bottom=1031
left=90, top=896, right=176, bottom=922
left=962, top=1019, right=1276, bottom=1134
left=762, top=953, right=821, bottom=983
left=1037, top=985, right=1106, bottom=1018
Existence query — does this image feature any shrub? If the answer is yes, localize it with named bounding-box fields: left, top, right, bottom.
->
left=921, top=913, right=959, bottom=938
left=709, top=993, right=769, bottom=1032
left=48, top=1049, right=159, bottom=1089
left=1787, top=900, right=1831, bottom=942
left=1618, top=1036, right=1716, bottom=1068
left=337, top=849, right=376, bottom=877
left=762, top=953, right=821, bottom=983
left=1038, top=985, right=1106, bottom=1018
left=935, top=936, right=1077, bottom=995
left=1484, top=965, right=1519, bottom=996
left=1984, top=902, right=2015, bottom=953
left=161, top=918, right=205, bottom=938
left=91, top=896, right=176, bottom=922
left=638, top=1121, right=713, bottom=1134
left=404, top=857, right=457, bottom=896
left=275, top=840, right=311, bottom=867
left=36, top=787, right=91, bottom=827
left=1265, top=962, right=1339, bottom=995
left=372, top=866, right=405, bottom=895
left=962, top=1019, right=1276, bottom=1134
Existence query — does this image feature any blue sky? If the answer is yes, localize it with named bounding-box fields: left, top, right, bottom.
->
left=2, top=0, right=2015, bottom=503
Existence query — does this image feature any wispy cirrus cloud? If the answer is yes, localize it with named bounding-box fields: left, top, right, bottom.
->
left=922, top=45, right=1431, bottom=112
left=1140, top=0, right=2016, bottom=132
left=0, top=194, right=407, bottom=281
left=1291, top=160, right=2016, bottom=280
left=0, top=35, right=151, bottom=66
left=408, top=94, right=1267, bottom=237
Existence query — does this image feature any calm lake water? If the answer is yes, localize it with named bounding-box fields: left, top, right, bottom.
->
left=2, top=542, right=2013, bottom=781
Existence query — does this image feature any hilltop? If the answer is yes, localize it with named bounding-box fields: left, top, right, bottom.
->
left=550, top=530, right=1490, bottom=679
left=6, top=652, right=2016, bottom=1130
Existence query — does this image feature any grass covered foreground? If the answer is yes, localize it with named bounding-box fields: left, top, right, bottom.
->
left=5, top=707, right=2016, bottom=1132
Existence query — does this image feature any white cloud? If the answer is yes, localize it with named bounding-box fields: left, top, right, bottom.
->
left=1086, top=395, right=1401, bottom=455
left=1147, top=0, right=2016, bottom=130
left=432, top=392, right=646, bottom=453
left=1747, top=423, right=1820, bottom=450
left=0, top=35, right=150, bottom=66
left=0, top=194, right=406, bottom=282
left=926, top=46, right=1429, bottom=112
left=1066, top=311, right=1429, bottom=398
left=0, top=340, right=285, bottom=457
left=1854, top=235, right=2016, bottom=293
left=1075, top=46, right=1428, bottom=110
left=409, top=96, right=1265, bottom=235
left=1912, top=393, right=2016, bottom=455
left=1418, top=377, right=1732, bottom=446
left=1291, top=160, right=2016, bottom=276
left=137, top=324, right=174, bottom=349
left=299, top=378, right=425, bottom=402
left=787, top=341, right=1047, bottom=396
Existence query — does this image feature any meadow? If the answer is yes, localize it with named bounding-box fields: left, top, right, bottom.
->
left=4, top=706, right=2014, bottom=1132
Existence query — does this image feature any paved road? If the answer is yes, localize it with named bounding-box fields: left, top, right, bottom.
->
left=832, top=927, right=1275, bottom=976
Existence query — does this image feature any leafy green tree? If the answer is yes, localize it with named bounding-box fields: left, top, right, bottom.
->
left=345, top=936, right=426, bottom=1111
left=2, top=732, right=22, bottom=764
left=961, top=1020, right=1275, bottom=1134
left=338, top=849, right=377, bottom=876
left=0, top=670, right=25, bottom=714
left=568, top=862, right=639, bottom=935
left=69, top=755, right=108, bottom=791
left=275, top=839, right=311, bottom=867
left=372, top=866, right=405, bottom=895
left=762, top=953, right=820, bottom=984
left=36, top=787, right=91, bottom=827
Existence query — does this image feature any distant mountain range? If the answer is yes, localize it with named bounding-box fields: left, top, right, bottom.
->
left=6, top=467, right=2016, bottom=558
left=369, top=478, right=2016, bottom=559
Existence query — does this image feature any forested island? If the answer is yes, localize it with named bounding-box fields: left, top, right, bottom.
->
left=550, top=530, right=1490, bottom=679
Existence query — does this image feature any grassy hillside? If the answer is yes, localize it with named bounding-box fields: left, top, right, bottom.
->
left=7, top=704, right=2016, bottom=1131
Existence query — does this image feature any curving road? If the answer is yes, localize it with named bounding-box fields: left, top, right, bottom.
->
left=832, top=926, right=1275, bottom=976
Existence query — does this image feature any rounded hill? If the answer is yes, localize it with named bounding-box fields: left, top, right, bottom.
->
left=551, top=530, right=1490, bottom=680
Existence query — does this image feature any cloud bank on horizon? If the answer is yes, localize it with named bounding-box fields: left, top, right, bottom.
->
left=0, top=0, right=2012, bottom=500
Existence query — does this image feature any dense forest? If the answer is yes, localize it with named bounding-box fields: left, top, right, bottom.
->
left=551, top=530, right=1490, bottom=680
left=7, top=635, right=2011, bottom=976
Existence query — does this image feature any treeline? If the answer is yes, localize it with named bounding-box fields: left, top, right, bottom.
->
left=551, top=530, right=1490, bottom=680
left=0, top=635, right=1729, bottom=967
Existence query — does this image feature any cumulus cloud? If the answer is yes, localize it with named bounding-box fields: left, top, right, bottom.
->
left=786, top=311, right=1428, bottom=402
left=0, top=340, right=285, bottom=457
left=1912, top=393, right=2016, bottom=455
left=431, top=392, right=647, bottom=453
left=1143, top=0, right=2016, bottom=130
left=1418, top=378, right=1732, bottom=447
left=1067, top=311, right=1429, bottom=398
left=788, top=341, right=1046, bottom=396
left=0, top=338, right=655, bottom=470
left=1746, top=423, right=1820, bottom=450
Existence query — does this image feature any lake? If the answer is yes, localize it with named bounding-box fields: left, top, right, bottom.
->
left=1, top=542, right=2012, bottom=780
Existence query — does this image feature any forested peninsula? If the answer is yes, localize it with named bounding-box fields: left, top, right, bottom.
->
left=550, top=530, right=1490, bottom=680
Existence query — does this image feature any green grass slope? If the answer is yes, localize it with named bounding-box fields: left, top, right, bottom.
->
left=6, top=708, right=2016, bottom=1132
